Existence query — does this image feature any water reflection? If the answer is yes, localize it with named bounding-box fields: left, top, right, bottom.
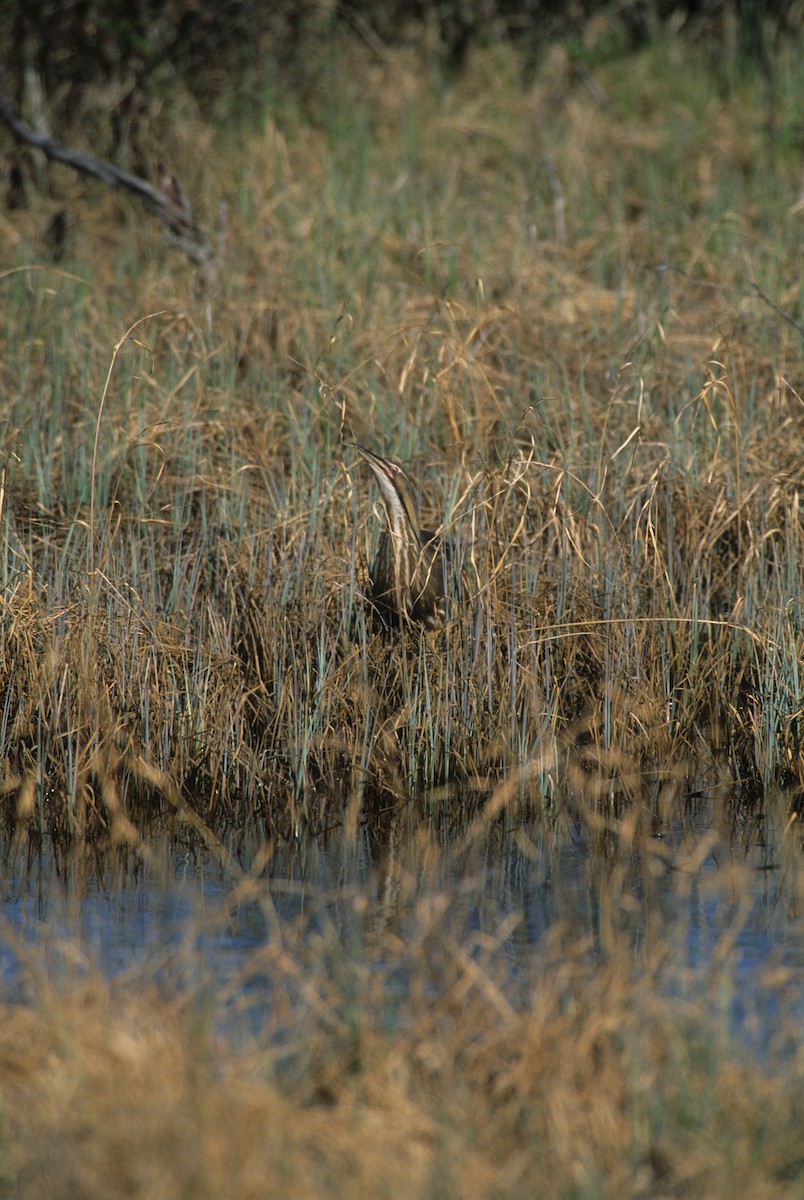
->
left=1, top=795, right=801, bottom=1053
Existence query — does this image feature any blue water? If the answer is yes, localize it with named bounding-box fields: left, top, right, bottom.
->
left=1, top=808, right=801, bottom=1054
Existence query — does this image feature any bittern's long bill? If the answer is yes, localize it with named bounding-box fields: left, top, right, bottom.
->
left=352, top=444, right=445, bottom=631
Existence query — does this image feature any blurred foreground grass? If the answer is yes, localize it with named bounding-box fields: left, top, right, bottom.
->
left=2, top=835, right=802, bottom=1200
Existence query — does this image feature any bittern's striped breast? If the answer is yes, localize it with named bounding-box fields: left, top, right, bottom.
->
left=352, top=444, right=445, bottom=631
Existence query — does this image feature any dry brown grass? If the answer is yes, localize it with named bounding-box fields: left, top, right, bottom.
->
left=0, top=28, right=802, bottom=844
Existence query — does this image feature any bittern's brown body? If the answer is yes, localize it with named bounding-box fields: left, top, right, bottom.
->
left=352, top=444, right=445, bottom=631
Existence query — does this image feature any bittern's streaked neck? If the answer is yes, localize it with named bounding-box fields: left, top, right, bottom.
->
left=351, top=443, right=418, bottom=529
left=351, top=443, right=444, bottom=631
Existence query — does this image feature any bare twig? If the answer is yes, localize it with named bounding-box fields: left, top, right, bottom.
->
left=644, top=262, right=804, bottom=339
left=573, top=61, right=610, bottom=108
left=542, top=148, right=566, bottom=244
left=0, top=90, right=221, bottom=278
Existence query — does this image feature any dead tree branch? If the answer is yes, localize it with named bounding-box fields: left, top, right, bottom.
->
left=0, top=90, right=225, bottom=280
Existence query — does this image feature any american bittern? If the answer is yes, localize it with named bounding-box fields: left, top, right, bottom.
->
left=352, top=444, right=446, bottom=630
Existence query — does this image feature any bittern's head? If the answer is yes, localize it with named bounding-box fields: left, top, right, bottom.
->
left=351, top=444, right=420, bottom=539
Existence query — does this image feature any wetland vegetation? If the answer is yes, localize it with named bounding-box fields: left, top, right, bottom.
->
left=0, top=3, right=802, bottom=1196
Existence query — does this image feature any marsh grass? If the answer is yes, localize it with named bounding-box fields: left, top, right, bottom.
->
left=0, top=27, right=802, bottom=850
left=1, top=22, right=801, bottom=1198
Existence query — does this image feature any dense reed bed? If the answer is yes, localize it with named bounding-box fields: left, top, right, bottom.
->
left=1, top=26, right=802, bottom=848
